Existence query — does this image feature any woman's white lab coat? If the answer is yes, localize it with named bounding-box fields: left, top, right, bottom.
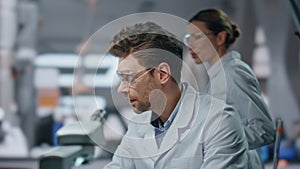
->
left=104, top=83, right=250, bottom=169
left=206, top=51, right=276, bottom=169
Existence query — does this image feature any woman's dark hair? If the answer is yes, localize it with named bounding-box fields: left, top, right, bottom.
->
left=190, top=8, right=240, bottom=49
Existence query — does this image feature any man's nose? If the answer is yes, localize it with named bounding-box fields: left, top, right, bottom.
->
left=117, top=81, right=129, bottom=94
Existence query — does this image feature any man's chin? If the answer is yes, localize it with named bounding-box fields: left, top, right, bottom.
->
left=132, top=106, right=149, bottom=114
left=130, top=106, right=141, bottom=114
left=131, top=109, right=140, bottom=114
left=194, top=59, right=203, bottom=64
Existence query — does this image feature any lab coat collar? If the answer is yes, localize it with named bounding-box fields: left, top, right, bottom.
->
left=158, top=83, right=197, bottom=151
left=207, top=58, right=224, bottom=79
left=206, top=51, right=241, bottom=100
left=207, top=50, right=241, bottom=78
left=144, top=83, right=198, bottom=158
left=131, top=112, right=159, bottom=160
left=221, top=50, right=241, bottom=63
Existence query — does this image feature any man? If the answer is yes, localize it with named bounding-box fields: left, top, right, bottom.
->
left=104, top=22, right=249, bottom=168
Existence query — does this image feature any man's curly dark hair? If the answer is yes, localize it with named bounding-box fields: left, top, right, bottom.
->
left=109, top=22, right=183, bottom=84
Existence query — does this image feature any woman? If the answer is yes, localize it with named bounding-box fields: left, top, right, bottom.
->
left=184, top=8, right=275, bottom=168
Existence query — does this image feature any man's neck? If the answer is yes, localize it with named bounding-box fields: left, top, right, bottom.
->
left=158, top=83, right=181, bottom=123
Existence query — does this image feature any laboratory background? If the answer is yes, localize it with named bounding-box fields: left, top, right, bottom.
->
left=0, top=0, right=300, bottom=168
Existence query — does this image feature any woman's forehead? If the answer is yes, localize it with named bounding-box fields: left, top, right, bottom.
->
left=187, top=21, right=207, bottom=33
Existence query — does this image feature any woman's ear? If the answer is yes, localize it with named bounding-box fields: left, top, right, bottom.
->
left=216, top=31, right=227, bottom=46
left=157, top=62, right=171, bottom=84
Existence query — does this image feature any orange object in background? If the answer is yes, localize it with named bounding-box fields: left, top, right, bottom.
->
left=37, top=88, right=60, bottom=107
left=34, top=68, right=61, bottom=109
left=278, top=159, right=288, bottom=168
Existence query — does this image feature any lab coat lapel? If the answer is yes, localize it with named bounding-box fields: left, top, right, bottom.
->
left=131, top=112, right=159, bottom=161
left=158, top=85, right=197, bottom=154
left=142, top=124, right=159, bottom=158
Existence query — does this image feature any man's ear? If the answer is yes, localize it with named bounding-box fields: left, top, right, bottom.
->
left=216, top=31, right=227, bottom=46
left=157, top=62, right=171, bottom=84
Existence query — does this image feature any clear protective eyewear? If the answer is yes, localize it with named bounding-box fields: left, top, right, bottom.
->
left=116, top=67, right=155, bottom=86
left=183, top=32, right=214, bottom=46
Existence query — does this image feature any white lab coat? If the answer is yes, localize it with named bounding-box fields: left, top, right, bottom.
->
left=206, top=51, right=276, bottom=169
left=104, top=83, right=250, bottom=169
